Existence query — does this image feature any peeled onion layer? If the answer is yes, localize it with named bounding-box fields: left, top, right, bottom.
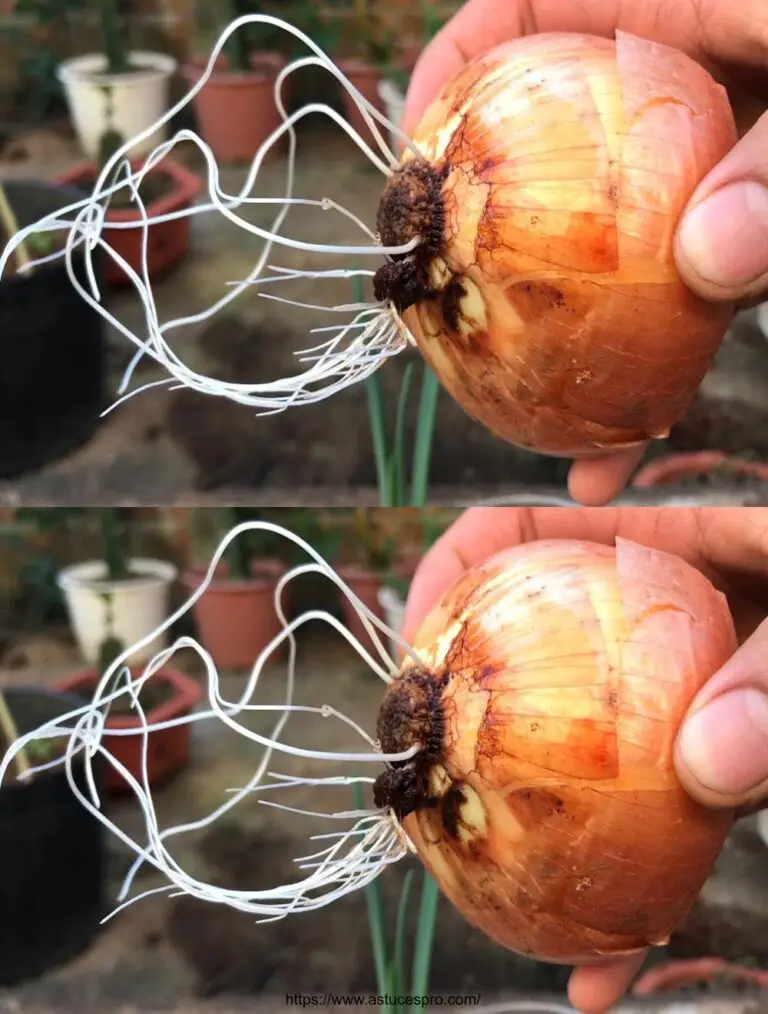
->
left=374, top=538, right=737, bottom=963
left=376, top=32, right=737, bottom=456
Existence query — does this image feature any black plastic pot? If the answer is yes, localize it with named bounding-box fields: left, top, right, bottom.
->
left=0, top=180, right=106, bottom=479
left=0, top=686, right=107, bottom=985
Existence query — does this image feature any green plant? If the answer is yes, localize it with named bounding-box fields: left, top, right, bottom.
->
left=349, top=275, right=442, bottom=1004
left=97, top=0, right=129, bottom=75
left=353, top=0, right=393, bottom=67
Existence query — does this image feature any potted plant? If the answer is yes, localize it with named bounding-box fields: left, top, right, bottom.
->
left=183, top=508, right=290, bottom=672
left=632, top=957, right=768, bottom=995
left=376, top=1, right=447, bottom=152
left=336, top=0, right=393, bottom=151
left=0, top=685, right=106, bottom=983
left=56, top=509, right=178, bottom=667
left=56, top=0, right=177, bottom=160
left=54, top=663, right=203, bottom=796
left=377, top=512, right=447, bottom=660
left=336, top=509, right=395, bottom=657
left=182, top=0, right=290, bottom=165
left=0, top=181, right=107, bottom=477
left=632, top=450, right=768, bottom=489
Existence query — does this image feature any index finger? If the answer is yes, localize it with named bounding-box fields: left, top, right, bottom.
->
left=403, top=0, right=768, bottom=134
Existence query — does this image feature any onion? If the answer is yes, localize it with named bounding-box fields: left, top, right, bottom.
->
left=373, top=32, right=738, bottom=456
left=373, top=537, right=737, bottom=963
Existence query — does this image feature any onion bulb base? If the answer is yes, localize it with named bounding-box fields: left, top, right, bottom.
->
left=373, top=158, right=449, bottom=313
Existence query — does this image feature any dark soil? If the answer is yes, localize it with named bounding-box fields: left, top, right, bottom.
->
left=70, top=169, right=176, bottom=212
left=165, top=822, right=573, bottom=999
left=102, top=676, right=176, bottom=717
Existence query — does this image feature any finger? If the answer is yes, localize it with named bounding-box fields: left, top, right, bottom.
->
left=675, top=615, right=768, bottom=810
left=567, top=445, right=648, bottom=506
left=567, top=951, right=648, bottom=1014
left=404, top=0, right=768, bottom=136
left=675, top=110, right=768, bottom=302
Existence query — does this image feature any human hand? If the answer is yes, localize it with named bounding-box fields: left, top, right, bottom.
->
left=402, top=0, right=768, bottom=506
left=402, top=507, right=768, bottom=1014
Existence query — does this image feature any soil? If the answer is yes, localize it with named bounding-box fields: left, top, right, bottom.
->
left=99, top=676, right=176, bottom=717
left=76, top=169, right=176, bottom=212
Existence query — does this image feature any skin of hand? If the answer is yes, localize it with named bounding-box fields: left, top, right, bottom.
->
left=401, top=507, right=768, bottom=1014
left=401, top=0, right=768, bottom=506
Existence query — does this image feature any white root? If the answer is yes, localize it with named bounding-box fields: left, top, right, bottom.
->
left=0, top=522, right=420, bottom=923
left=0, top=16, right=419, bottom=417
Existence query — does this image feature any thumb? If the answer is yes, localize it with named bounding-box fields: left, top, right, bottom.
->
left=674, top=110, right=768, bottom=302
left=674, top=616, right=768, bottom=810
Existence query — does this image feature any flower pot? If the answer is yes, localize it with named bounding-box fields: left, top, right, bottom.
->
left=0, top=686, right=106, bottom=984
left=0, top=180, right=106, bottom=478
left=183, top=52, right=288, bottom=165
left=58, top=51, right=177, bottom=159
left=53, top=665, right=203, bottom=795
left=184, top=558, right=289, bottom=672
left=57, top=558, right=178, bottom=666
left=336, top=58, right=386, bottom=153
left=377, top=584, right=407, bottom=661
left=632, top=958, right=768, bottom=996
left=336, top=565, right=386, bottom=658
left=632, top=450, right=768, bottom=488
left=377, top=77, right=406, bottom=153
left=54, top=157, right=201, bottom=287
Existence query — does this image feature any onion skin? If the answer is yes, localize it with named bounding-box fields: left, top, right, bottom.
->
left=374, top=32, right=737, bottom=457
left=374, top=538, right=737, bottom=963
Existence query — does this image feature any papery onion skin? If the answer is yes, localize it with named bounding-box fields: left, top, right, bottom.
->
left=373, top=538, right=737, bottom=964
left=373, top=32, right=737, bottom=457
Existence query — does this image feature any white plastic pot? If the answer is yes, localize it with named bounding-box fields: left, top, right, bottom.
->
left=377, top=78, right=406, bottom=154
left=58, top=558, right=177, bottom=665
left=58, top=51, right=177, bottom=159
left=377, top=585, right=407, bottom=660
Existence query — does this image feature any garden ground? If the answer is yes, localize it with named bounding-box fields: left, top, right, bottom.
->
left=1, top=622, right=767, bottom=1012
left=2, top=123, right=768, bottom=505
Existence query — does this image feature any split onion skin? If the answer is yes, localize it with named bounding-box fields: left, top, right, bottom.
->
left=374, top=538, right=737, bottom=964
left=374, top=32, right=738, bottom=457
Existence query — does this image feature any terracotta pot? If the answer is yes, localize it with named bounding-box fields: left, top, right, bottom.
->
left=183, top=51, right=288, bottom=165
left=53, top=665, right=203, bottom=796
left=184, top=557, right=289, bottom=671
left=632, top=450, right=768, bottom=488
left=632, top=958, right=768, bottom=996
left=337, top=564, right=386, bottom=658
left=336, top=58, right=386, bottom=152
left=54, top=157, right=201, bottom=287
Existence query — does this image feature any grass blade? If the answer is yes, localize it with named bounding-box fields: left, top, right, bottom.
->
left=410, top=366, right=439, bottom=507
left=411, top=871, right=440, bottom=996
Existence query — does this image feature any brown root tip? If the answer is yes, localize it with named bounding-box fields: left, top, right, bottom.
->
left=373, top=666, right=448, bottom=821
left=373, top=158, right=449, bottom=313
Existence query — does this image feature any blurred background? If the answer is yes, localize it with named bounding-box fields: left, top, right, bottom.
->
left=0, top=2, right=767, bottom=504
left=0, top=506, right=766, bottom=1011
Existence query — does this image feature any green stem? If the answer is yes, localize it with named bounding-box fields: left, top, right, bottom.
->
left=221, top=508, right=249, bottom=579
left=352, top=784, right=392, bottom=1012
left=99, top=509, right=129, bottom=582
left=409, top=366, right=439, bottom=507
left=365, top=373, right=392, bottom=507
left=392, top=870, right=415, bottom=997
left=411, top=873, right=439, bottom=997
left=98, top=0, right=129, bottom=75
left=392, top=363, right=414, bottom=507
left=227, top=0, right=252, bottom=72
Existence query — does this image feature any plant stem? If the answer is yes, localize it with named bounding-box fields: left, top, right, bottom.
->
left=227, top=0, right=252, bottom=73
left=222, top=508, right=249, bottom=579
left=99, top=509, right=130, bottom=582
left=0, top=690, right=31, bottom=781
left=409, top=366, right=439, bottom=507
left=352, top=784, right=392, bottom=1013
left=411, top=873, right=440, bottom=996
left=0, top=183, right=32, bottom=275
left=98, top=0, right=129, bottom=74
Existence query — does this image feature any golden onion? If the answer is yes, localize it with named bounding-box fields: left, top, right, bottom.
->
left=373, top=32, right=738, bottom=457
left=373, top=537, right=737, bottom=963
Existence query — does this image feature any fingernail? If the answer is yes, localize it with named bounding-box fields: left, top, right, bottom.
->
left=678, top=181, right=768, bottom=288
left=678, top=688, right=768, bottom=796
